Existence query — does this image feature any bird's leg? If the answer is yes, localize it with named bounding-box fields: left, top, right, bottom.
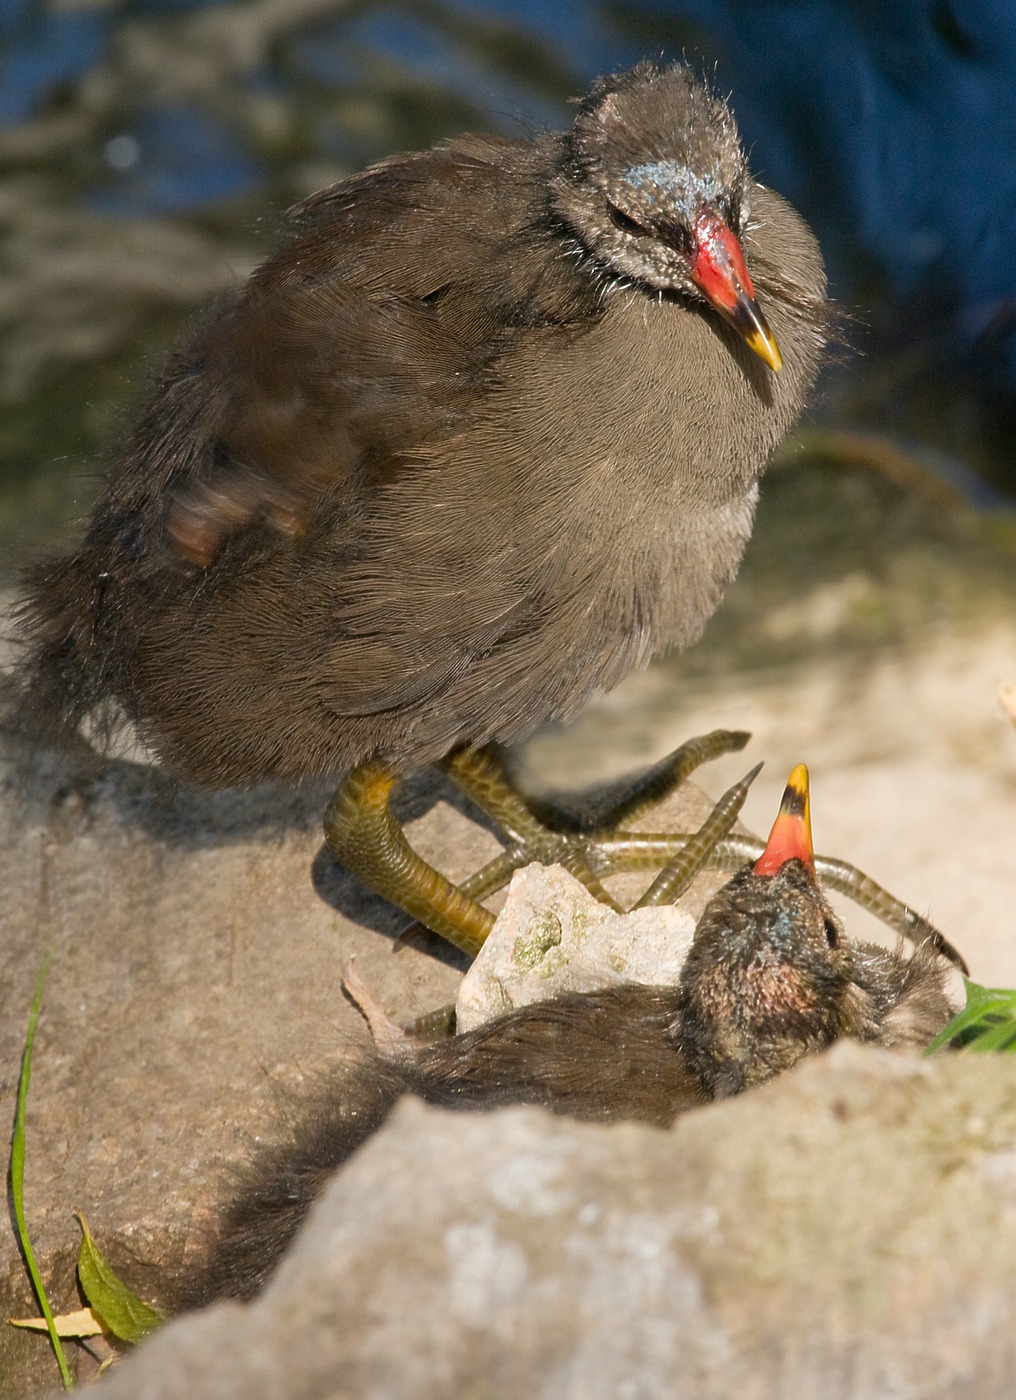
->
left=560, top=728, right=752, bottom=833
left=325, top=746, right=631, bottom=964
left=441, top=745, right=623, bottom=910
left=341, top=962, right=416, bottom=1062
left=386, top=747, right=760, bottom=1033
left=811, top=854, right=969, bottom=974
left=633, top=763, right=762, bottom=907
left=405, top=1003, right=458, bottom=1038
left=442, top=728, right=753, bottom=907
left=342, top=961, right=457, bottom=1046
left=327, top=733, right=960, bottom=977
left=324, top=762, right=495, bottom=958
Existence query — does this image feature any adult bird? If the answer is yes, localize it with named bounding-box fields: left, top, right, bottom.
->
left=16, top=61, right=828, bottom=950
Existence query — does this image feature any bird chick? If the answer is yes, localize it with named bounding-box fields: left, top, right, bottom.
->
left=172, top=767, right=956, bottom=1309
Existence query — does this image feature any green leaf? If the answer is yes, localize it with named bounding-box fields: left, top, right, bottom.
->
left=962, top=1016, right=1016, bottom=1054
left=8, top=950, right=74, bottom=1390
left=926, top=979, right=1016, bottom=1054
left=75, top=1213, right=165, bottom=1345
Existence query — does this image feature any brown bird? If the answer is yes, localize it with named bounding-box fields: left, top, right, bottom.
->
left=172, top=767, right=956, bottom=1309
left=15, top=60, right=827, bottom=951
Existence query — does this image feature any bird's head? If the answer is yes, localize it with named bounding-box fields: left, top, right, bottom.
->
left=553, top=60, right=782, bottom=372
left=678, top=764, right=861, bottom=1096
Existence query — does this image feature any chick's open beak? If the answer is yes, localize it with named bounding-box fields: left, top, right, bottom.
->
left=692, top=208, right=783, bottom=372
left=753, top=764, right=814, bottom=875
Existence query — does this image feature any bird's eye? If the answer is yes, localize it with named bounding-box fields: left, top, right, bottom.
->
left=607, top=204, right=649, bottom=237
left=823, top=917, right=839, bottom=948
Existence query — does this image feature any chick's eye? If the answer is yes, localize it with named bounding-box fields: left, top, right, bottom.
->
left=607, top=204, right=649, bottom=237
left=823, top=917, right=839, bottom=948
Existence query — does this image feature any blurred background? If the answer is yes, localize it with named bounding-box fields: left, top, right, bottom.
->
left=1, top=0, right=1014, bottom=968
left=2, top=0, right=1016, bottom=565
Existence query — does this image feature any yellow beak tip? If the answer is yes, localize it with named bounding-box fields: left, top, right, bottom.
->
left=746, top=330, right=783, bottom=373
left=787, top=762, right=810, bottom=794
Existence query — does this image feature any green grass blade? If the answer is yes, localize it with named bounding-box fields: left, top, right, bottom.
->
left=8, top=950, right=74, bottom=1390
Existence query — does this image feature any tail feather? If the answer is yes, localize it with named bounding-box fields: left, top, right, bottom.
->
left=7, top=552, right=124, bottom=753
left=7, top=312, right=234, bottom=758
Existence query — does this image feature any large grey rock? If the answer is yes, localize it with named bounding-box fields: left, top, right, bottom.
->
left=0, top=737, right=465, bottom=1394
left=88, top=1046, right=1016, bottom=1400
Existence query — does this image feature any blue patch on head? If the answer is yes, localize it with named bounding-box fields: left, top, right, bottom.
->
left=623, top=160, right=722, bottom=218
left=770, top=907, right=801, bottom=952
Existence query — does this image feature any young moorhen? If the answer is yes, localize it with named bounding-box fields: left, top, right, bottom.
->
left=16, top=60, right=828, bottom=951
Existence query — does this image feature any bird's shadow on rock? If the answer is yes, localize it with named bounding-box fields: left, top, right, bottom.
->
left=5, top=721, right=489, bottom=972
left=5, top=723, right=486, bottom=845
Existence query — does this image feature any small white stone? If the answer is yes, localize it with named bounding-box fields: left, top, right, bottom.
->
left=455, top=863, right=696, bottom=1032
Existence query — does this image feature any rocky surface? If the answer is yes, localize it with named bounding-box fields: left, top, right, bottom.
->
left=2, top=550, right=1014, bottom=1396
left=61, top=1048, right=1016, bottom=1399
left=0, top=723, right=732, bottom=1395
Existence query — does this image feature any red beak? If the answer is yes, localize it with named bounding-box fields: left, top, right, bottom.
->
left=691, top=208, right=782, bottom=373
left=754, top=764, right=815, bottom=875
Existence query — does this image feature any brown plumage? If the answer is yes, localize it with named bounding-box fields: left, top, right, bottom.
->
left=172, top=849, right=955, bottom=1310
left=15, top=61, right=826, bottom=790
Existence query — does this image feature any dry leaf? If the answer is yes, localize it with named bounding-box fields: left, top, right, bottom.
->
left=9, top=1306, right=106, bottom=1338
